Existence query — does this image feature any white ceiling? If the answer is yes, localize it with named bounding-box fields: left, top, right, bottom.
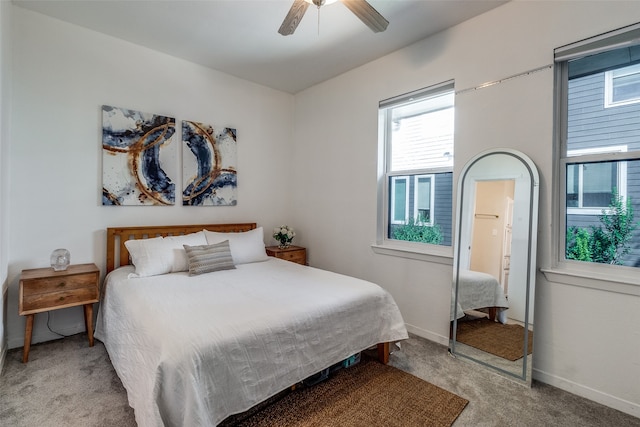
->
left=13, top=0, right=506, bottom=94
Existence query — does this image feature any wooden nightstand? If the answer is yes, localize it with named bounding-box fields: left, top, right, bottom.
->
left=266, top=246, right=307, bottom=265
left=19, top=263, right=100, bottom=363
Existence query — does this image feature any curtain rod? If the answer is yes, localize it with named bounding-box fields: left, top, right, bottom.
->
left=456, top=64, right=553, bottom=96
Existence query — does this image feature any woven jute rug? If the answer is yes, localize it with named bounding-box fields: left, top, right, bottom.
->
left=222, top=358, right=468, bottom=427
left=456, top=318, right=533, bottom=361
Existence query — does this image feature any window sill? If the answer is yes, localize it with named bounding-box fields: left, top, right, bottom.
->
left=541, top=265, right=640, bottom=296
left=371, top=243, right=453, bottom=265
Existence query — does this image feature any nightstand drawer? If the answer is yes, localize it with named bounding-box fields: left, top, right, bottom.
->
left=19, top=263, right=100, bottom=315
left=279, top=250, right=306, bottom=264
left=22, top=287, right=99, bottom=312
left=21, top=274, right=97, bottom=296
left=266, top=246, right=307, bottom=265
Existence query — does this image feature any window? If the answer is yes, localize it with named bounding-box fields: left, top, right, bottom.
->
left=566, top=146, right=627, bottom=215
left=556, top=25, right=640, bottom=269
left=414, top=174, right=434, bottom=225
left=390, top=176, right=408, bottom=224
left=378, top=82, right=454, bottom=248
left=605, top=63, right=640, bottom=107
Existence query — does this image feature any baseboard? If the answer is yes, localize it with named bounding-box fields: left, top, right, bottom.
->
left=1, top=283, right=6, bottom=374
left=404, top=323, right=640, bottom=419
left=0, top=338, right=6, bottom=375
left=405, top=322, right=449, bottom=346
left=533, top=368, right=640, bottom=419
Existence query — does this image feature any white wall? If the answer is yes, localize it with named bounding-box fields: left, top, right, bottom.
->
left=0, top=0, right=13, bottom=370
left=6, top=7, right=295, bottom=348
left=292, top=1, right=640, bottom=418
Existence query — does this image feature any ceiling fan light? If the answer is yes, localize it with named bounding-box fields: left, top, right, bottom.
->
left=304, top=0, right=339, bottom=5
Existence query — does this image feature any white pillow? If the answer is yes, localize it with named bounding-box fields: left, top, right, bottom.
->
left=203, top=227, right=269, bottom=265
left=164, top=232, right=207, bottom=272
left=124, top=236, right=171, bottom=278
left=124, top=231, right=207, bottom=278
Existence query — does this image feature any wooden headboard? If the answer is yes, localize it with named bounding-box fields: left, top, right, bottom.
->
left=106, top=223, right=257, bottom=274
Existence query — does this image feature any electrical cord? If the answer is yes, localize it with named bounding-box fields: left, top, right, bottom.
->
left=46, top=311, right=73, bottom=338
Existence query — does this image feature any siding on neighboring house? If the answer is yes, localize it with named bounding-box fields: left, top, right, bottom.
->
left=434, top=172, right=453, bottom=246
left=568, top=74, right=640, bottom=150
left=567, top=71, right=640, bottom=266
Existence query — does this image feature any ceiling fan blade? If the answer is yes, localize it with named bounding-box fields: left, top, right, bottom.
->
left=278, top=0, right=310, bottom=36
left=340, top=0, right=389, bottom=33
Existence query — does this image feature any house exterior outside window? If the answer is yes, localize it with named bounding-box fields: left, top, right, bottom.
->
left=605, top=63, right=640, bottom=108
left=556, top=26, right=640, bottom=269
left=378, top=82, right=454, bottom=248
left=414, top=174, right=435, bottom=225
left=566, top=146, right=627, bottom=216
left=390, top=176, right=409, bottom=224
left=390, top=174, right=436, bottom=226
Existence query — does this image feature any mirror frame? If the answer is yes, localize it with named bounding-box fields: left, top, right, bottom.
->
left=449, top=148, right=539, bottom=384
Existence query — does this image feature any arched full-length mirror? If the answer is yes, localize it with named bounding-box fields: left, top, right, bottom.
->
left=449, top=149, right=539, bottom=384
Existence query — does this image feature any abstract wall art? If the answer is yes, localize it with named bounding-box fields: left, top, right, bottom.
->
left=182, top=121, right=237, bottom=206
left=102, top=105, right=176, bottom=206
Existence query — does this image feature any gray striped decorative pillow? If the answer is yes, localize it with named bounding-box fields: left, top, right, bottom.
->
left=183, top=241, right=236, bottom=276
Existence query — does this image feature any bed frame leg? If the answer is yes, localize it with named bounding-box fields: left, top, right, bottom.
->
left=377, top=342, right=390, bottom=364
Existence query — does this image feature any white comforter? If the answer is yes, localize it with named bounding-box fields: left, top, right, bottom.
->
left=95, top=258, right=408, bottom=427
left=451, top=269, right=509, bottom=321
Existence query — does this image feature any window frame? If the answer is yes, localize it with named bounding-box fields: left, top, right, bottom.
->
left=547, top=24, right=640, bottom=293
left=604, top=63, right=640, bottom=108
left=413, top=174, right=435, bottom=226
left=375, top=81, right=454, bottom=261
left=389, top=175, right=409, bottom=225
left=565, top=145, right=628, bottom=216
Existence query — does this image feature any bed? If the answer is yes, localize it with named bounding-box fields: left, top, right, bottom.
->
left=451, top=269, right=509, bottom=322
left=95, top=223, right=408, bottom=427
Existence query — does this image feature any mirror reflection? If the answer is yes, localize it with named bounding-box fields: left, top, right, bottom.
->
left=449, top=149, right=539, bottom=384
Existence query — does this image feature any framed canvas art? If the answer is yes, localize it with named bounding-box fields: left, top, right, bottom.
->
left=182, top=120, right=237, bottom=206
left=102, top=105, right=176, bottom=206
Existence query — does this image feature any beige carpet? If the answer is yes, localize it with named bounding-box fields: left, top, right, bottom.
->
left=222, top=357, right=468, bottom=427
left=2, top=333, right=639, bottom=426
left=455, top=318, right=533, bottom=361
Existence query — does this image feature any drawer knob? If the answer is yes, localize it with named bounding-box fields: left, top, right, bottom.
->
left=57, top=282, right=66, bottom=288
left=58, top=296, right=65, bottom=301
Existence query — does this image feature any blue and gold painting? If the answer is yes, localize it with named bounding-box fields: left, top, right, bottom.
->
left=182, top=121, right=237, bottom=206
left=102, top=105, right=176, bottom=206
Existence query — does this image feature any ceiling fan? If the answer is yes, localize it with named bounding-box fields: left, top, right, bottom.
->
left=278, top=0, right=389, bottom=36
